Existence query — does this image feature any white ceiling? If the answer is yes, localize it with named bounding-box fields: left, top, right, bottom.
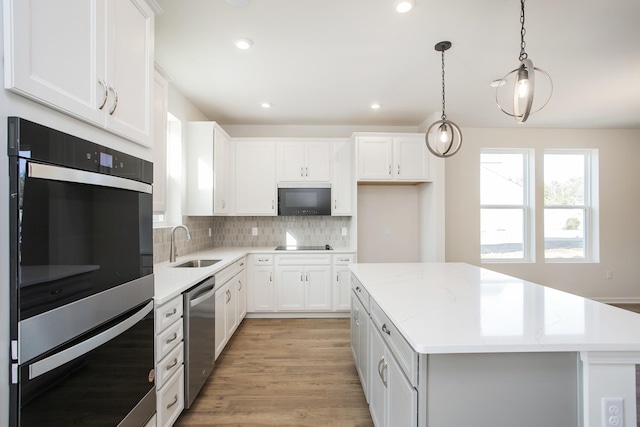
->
left=154, top=0, right=640, bottom=129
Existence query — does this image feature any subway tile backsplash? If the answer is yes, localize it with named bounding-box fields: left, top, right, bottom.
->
left=153, top=216, right=352, bottom=264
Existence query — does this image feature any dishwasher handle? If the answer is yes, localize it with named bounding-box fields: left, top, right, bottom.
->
left=189, top=286, right=215, bottom=307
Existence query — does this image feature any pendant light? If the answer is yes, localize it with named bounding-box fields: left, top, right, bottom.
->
left=426, top=41, right=462, bottom=158
left=496, top=0, right=552, bottom=123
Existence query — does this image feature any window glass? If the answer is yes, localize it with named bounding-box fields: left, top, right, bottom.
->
left=480, top=150, right=530, bottom=262
left=544, top=152, right=589, bottom=260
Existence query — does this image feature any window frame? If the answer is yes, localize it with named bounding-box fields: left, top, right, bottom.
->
left=543, top=149, right=598, bottom=263
left=480, top=148, right=535, bottom=264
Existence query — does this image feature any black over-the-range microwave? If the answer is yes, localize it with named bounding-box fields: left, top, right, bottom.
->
left=277, top=184, right=331, bottom=216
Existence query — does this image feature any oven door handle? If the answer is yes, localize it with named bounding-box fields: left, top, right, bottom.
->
left=28, top=162, right=152, bottom=194
left=28, top=300, right=154, bottom=380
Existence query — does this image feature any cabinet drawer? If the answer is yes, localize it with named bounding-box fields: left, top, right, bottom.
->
left=156, top=319, right=183, bottom=362
left=351, top=275, right=370, bottom=313
left=253, top=254, right=273, bottom=265
left=275, top=254, right=331, bottom=265
left=155, top=296, right=183, bottom=333
left=333, top=253, right=354, bottom=265
left=237, top=257, right=247, bottom=270
left=215, top=262, right=239, bottom=287
left=157, top=365, right=184, bottom=427
left=370, top=299, right=418, bottom=387
left=156, top=342, right=184, bottom=390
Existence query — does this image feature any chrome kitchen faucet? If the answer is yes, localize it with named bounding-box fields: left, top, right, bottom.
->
left=170, top=224, right=192, bottom=262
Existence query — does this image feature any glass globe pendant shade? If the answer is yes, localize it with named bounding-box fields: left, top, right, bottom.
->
left=426, top=119, right=462, bottom=158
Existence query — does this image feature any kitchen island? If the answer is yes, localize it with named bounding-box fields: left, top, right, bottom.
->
left=349, top=262, right=640, bottom=427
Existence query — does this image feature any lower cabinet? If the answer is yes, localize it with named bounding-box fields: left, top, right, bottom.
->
left=275, top=263, right=332, bottom=311
left=350, top=284, right=369, bottom=401
left=155, top=296, right=185, bottom=427
left=250, top=255, right=275, bottom=312
left=369, top=325, right=417, bottom=427
left=333, top=254, right=355, bottom=311
left=214, top=258, right=247, bottom=359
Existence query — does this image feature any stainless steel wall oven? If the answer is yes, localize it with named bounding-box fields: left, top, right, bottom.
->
left=8, top=117, right=156, bottom=427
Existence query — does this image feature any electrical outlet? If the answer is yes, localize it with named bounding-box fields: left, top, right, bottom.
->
left=602, top=397, right=624, bottom=427
left=341, top=227, right=347, bottom=236
left=208, top=228, right=212, bottom=237
left=606, top=270, right=613, bottom=279
left=252, top=227, right=258, bottom=236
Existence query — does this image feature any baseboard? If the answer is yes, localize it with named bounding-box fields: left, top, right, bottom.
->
left=245, top=311, right=350, bottom=319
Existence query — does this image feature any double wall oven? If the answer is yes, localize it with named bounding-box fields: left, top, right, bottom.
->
left=8, top=117, right=156, bottom=427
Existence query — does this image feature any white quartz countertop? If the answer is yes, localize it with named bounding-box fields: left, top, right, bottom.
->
left=154, top=246, right=355, bottom=306
left=350, top=262, right=640, bottom=354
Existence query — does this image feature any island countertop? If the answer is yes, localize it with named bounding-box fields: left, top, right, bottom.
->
left=349, top=262, right=640, bottom=354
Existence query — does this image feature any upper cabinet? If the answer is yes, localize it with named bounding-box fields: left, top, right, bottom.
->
left=332, top=140, right=353, bottom=216
left=356, top=135, right=433, bottom=182
left=185, top=122, right=231, bottom=216
left=4, top=0, right=157, bottom=147
left=152, top=68, right=169, bottom=213
left=276, top=141, right=331, bottom=182
left=234, top=140, right=277, bottom=215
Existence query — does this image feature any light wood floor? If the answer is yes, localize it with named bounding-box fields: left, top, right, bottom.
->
left=174, top=318, right=373, bottom=427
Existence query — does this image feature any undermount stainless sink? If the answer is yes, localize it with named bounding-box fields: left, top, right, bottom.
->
left=171, top=259, right=221, bottom=268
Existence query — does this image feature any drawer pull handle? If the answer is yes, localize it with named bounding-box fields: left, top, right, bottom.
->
left=382, top=361, right=388, bottom=387
left=381, top=324, right=391, bottom=335
left=165, top=333, right=178, bottom=344
left=166, top=358, right=178, bottom=370
left=167, top=394, right=178, bottom=409
left=258, top=258, right=268, bottom=262
left=165, top=308, right=177, bottom=318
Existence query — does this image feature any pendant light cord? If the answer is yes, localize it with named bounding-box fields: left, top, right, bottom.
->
left=519, top=0, right=528, bottom=61
left=441, top=50, right=446, bottom=120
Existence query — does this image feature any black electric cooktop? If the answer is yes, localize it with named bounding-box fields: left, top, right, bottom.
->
left=275, top=245, right=333, bottom=251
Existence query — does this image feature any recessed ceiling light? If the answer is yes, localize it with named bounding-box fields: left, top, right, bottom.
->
left=261, top=102, right=271, bottom=108
left=394, top=0, right=414, bottom=13
left=371, top=103, right=381, bottom=110
left=225, top=0, right=250, bottom=7
left=235, top=38, right=253, bottom=50
left=490, top=79, right=507, bottom=88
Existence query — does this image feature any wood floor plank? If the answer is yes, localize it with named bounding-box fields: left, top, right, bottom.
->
left=174, top=318, right=373, bottom=427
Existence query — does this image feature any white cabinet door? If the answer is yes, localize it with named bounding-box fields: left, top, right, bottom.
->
left=214, top=283, right=228, bottom=359
left=252, top=266, right=275, bottom=311
left=234, top=141, right=276, bottom=215
left=152, top=69, right=168, bottom=213
left=237, top=269, right=247, bottom=320
left=393, top=137, right=429, bottom=181
left=225, top=280, right=238, bottom=339
left=277, top=142, right=306, bottom=181
left=4, top=0, right=106, bottom=124
left=304, top=265, right=332, bottom=310
left=214, top=128, right=231, bottom=214
left=351, top=291, right=369, bottom=402
left=275, top=266, right=305, bottom=310
left=4, top=0, right=155, bottom=147
left=334, top=268, right=352, bottom=311
left=332, top=141, right=353, bottom=215
left=357, top=135, right=432, bottom=182
left=277, top=141, right=331, bottom=182
left=357, top=137, right=394, bottom=180
left=368, top=322, right=417, bottom=427
left=305, top=142, right=332, bottom=181
left=387, top=352, right=418, bottom=427
left=104, top=0, right=154, bottom=147
left=369, top=325, right=387, bottom=427
left=186, top=122, right=231, bottom=216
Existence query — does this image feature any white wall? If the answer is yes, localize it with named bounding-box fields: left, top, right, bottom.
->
left=445, top=127, right=640, bottom=301
left=357, top=185, right=421, bottom=262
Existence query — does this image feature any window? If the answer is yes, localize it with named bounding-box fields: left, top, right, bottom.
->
left=480, top=149, right=533, bottom=262
left=544, top=150, right=598, bottom=262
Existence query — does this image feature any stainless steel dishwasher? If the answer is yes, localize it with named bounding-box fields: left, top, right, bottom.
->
left=183, top=276, right=216, bottom=408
